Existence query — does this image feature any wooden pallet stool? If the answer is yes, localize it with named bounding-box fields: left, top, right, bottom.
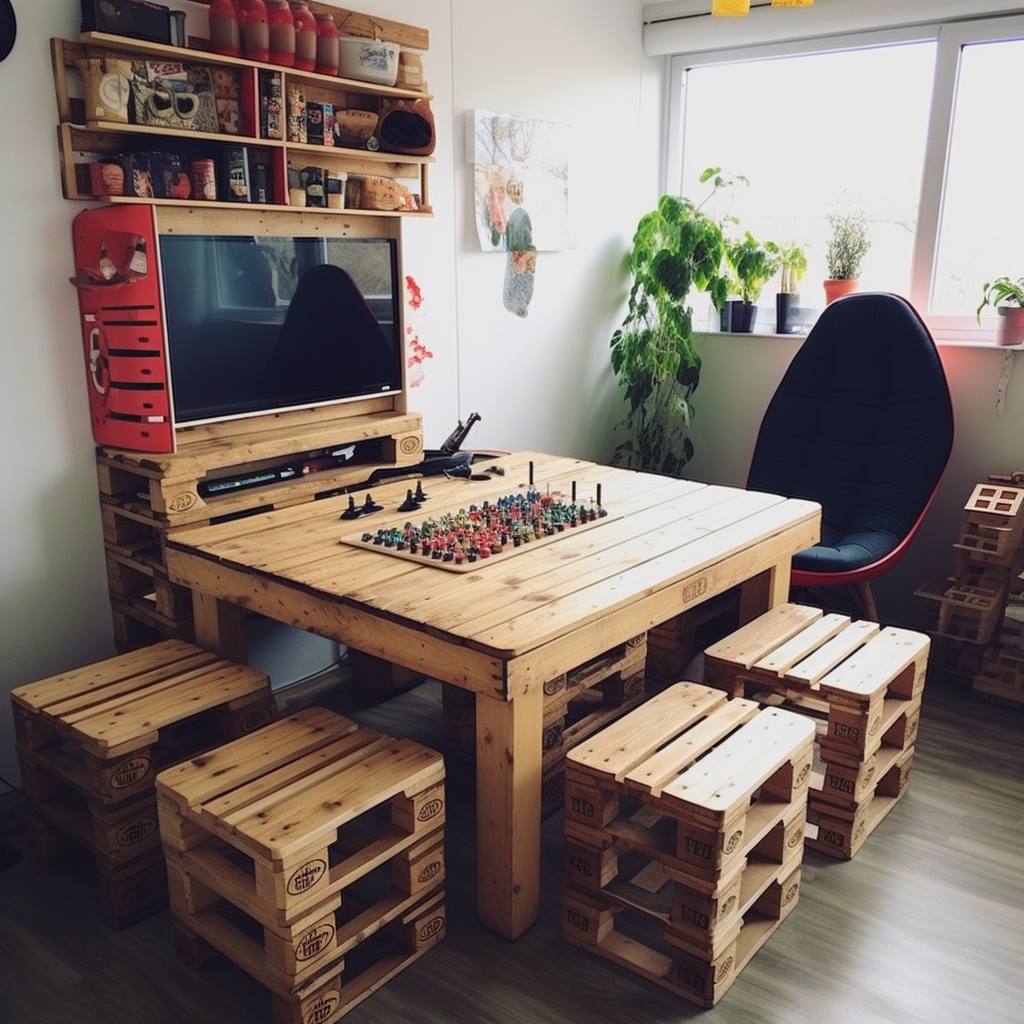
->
left=11, top=639, right=271, bottom=925
left=703, top=604, right=930, bottom=859
left=157, top=708, right=446, bottom=1024
left=561, top=683, right=814, bottom=1008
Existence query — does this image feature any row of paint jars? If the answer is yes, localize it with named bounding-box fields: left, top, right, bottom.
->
left=210, top=0, right=341, bottom=76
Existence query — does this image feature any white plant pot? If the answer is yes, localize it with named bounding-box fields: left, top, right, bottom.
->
left=338, top=38, right=400, bottom=87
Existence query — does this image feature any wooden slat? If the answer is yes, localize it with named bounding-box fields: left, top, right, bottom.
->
left=567, top=683, right=727, bottom=784
left=786, top=620, right=881, bottom=685
left=662, top=708, right=815, bottom=817
left=624, top=699, right=760, bottom=798
left=753, top=614, right=851, bottom=676
left=12, top=640, right=201, bottom=710
left=819, top=627, right=931, bottom=699
left=233, top=741, right=444, bottom=858
left=157, top=709, right=355, bottom=809
left=704, top=604, right=824, bottom=670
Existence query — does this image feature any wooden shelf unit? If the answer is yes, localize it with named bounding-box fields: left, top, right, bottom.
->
left=52, top=14, right=434, bottom=216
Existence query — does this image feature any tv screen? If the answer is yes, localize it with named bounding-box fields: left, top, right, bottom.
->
left=159, top=235, right=402, bottom=424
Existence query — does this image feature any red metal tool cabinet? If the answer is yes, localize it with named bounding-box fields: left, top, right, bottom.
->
left=72, top=204, right=176, bottom=453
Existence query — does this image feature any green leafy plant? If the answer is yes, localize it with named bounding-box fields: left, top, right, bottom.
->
left=610, top=169, right=736, bottom=476
left=977, top=276, right=1024, bottom=321
left=826, top=213, right=870, bottom=280
left=727, top=232, right=780, bottom=304
left=767, top=241, right=808, bottom=295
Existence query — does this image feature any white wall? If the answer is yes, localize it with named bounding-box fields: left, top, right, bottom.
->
left=0, top=0, right=655, bottom=781
left=686, top=333, right=1024, bottom=628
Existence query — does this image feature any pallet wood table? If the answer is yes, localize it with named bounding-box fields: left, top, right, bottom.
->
left=157, top=708, right=445, bottom=1023
left=163, top=451, right=821, bottom=939
left=561, top=684, right=813, bottom=1007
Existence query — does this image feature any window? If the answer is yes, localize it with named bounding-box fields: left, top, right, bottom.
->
left=666, top=15, right=1024, bottom=342
left=930, top=38, right=1024, bottom=321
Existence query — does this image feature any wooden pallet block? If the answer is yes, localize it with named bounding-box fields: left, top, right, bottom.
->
left=561, top=862, right=801, bottom=1009
left=565, top=684, right=814, bottom=883
left=156, top=708, right=446, bottom=928
left=12, top=640, right=272, bottom=803
left=26, top=814, right=169, bottom=928
left=106, top=548, right=192, bottom=620
left=917, top=570, right=1009, bottom=645
left=807, top=749, right=915, bottom=859
left=97, top=410, right=424, bottom=529
left=166, top=832, right=443, bottom=991
left=173, top=888, right=445, bottom=1024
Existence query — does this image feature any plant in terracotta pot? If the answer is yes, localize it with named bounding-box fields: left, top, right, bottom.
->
left=610, top=170, right=732, bottom=476
left=768, top=241, right=807, bottom=334
left=977, top=276, right=1024, bottom=347
left=824, top=213, right=870, bottom=304
left=725, top=232, right=780, bottom=333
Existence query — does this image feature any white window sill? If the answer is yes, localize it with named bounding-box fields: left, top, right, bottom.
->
left=698, top=330, right=1024, bottom=351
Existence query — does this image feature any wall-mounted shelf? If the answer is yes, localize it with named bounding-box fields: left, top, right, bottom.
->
left=52, top=10, right=435, bottom=218
left=97, top=194, right=432, bottom=219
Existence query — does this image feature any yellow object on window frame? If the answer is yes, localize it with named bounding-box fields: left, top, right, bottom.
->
left=711, top=0, right=751, bottom=16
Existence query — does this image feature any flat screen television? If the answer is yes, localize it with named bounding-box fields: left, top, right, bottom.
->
left=159, top=234, right=402, bottom=425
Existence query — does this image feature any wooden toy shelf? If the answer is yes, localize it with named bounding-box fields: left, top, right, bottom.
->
left=52, top=14, right=435, bottom=216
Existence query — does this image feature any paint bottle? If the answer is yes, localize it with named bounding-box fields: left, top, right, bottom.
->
left=290, top=2, right=318, bottom=72
left=267, top=0, right=296, bottom=68
left=237, top=0, right=269, bottom=63
left=210, top=0, right=242, bottom=58
left=315, top=13, right=340, bottom=76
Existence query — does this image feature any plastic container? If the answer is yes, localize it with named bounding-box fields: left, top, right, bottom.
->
left=315, top=13, right=340, bottom=76
left=267, top=0, right=296, bottom=68
left=290, top=3, right=318, bottom=72
left=237, top=0, right=269, bottom=63
left=210, top=0, right=242, bottom=58
left=338, top=37, right=400, bottom=87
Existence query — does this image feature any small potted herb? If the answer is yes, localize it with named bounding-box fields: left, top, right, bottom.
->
left=725, top=232, right=780, bottom=333
left=978, top=277, right=1024, bottom=347
left=768, top=241, right=807, bottom=334
left=824, top=213, right=870, bottom=304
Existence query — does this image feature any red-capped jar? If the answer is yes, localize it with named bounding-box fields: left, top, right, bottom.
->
left=267, top=0, right=296, bottom=67
left=237, top=0, right=269, bottom=63
left=315, top=13, right=340, bottom=76
left=291, top=2, right=318, bottom=72
left=209, top=0, right=241, bottom=58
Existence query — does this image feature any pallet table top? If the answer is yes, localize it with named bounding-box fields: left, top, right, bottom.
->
left=165, top=452, right=821, bottom=689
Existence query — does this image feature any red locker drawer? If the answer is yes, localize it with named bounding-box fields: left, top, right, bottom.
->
left=105, top=353, right=166, bottom=386
left=105, top=385, right=172, bottom=419
left=97, top=321, right=165, bottom=355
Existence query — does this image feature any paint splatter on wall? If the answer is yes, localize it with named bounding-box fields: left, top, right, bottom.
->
left=405, top=275, right=433, bottom=388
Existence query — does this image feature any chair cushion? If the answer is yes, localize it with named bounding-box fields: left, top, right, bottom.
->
left=748, top=293, right=953, bottom=576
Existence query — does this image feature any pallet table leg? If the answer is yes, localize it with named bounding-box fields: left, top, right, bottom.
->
left=739, top=558, right=792, bottom=625
left=192, top=591, right=249, bottom=664
left=475, top=684, right=543, bottom=940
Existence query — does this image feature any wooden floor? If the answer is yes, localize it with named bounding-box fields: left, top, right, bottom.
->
left=1, top=671, right=1022, bottom=1024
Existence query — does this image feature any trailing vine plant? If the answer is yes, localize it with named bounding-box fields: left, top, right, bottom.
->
left=611, top=168, right=737, bottom=476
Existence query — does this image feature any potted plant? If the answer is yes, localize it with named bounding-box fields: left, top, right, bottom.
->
left=610, top=169, right=732, bottom=476
left=725, top=232, right=780, bottom=333
left=824, top=213, right=870, bottom=304
left=978, top=276, right=1024, bottom=347
left=768, top=241, right=807, bottom=334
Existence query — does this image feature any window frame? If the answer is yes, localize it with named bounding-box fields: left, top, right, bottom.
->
left=664, top=14, right=1024, bottom=343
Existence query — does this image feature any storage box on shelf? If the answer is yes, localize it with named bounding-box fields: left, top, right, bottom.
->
left=561, top=683, right=813, bottom=1008
left=11, top=640, right=272, bottom=926
left=95, top=403, right=423, bottom=649
left=442, top=635, right=648, bottom=817
left=703, top=604, right=930, bottom=860
left=157, top=708, right=446, bottom=1023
